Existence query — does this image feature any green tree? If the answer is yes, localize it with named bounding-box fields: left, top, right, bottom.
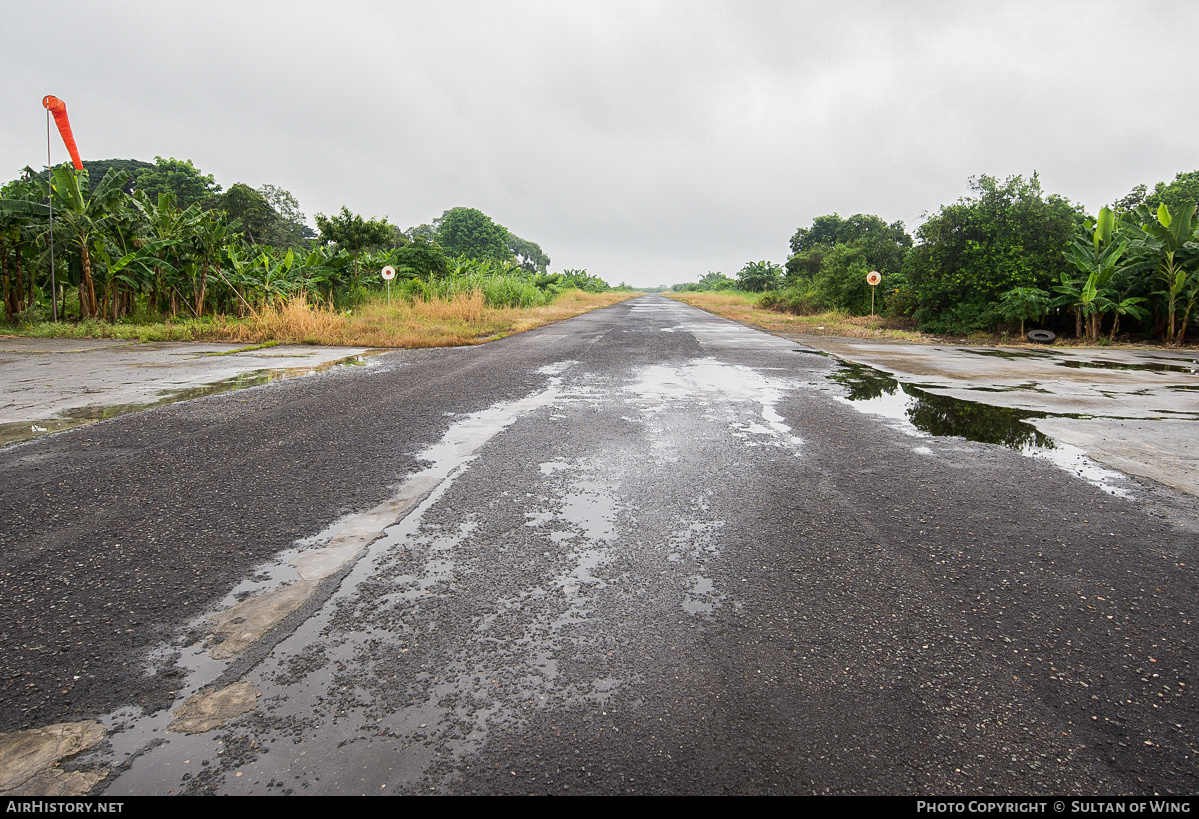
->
left=133, top=157, right=221, bottom=210
left=785, top=213, right=912, bottom=315
left=1144, top=171, right=1199, bottom=219
left=315, top=206, right=394, bottom=253
left=810, top=243, right=873, bottom=314
left=1097, top=291, right=1149, bottom=342
left=187, top=210, right=229, bottom=316
left=314, top=206, right=396, bottom=278
left=784, top=245, right=827, bottom=283
left=506, top=232, right=550, bottom=274
left=51, top=165, right=131, bottom=318
left=561, top=269, right=609, bottom=292
left=219, top=183, right=289, bottom=246
left=404, top=222, right=438, bottom=241
left=788, top=212, right=911, bottom=277
left=81, top=159, right=153, bottom=196
left=435, top=207, right=510, bottom=263
left=905, top=174, right=1086, bottom=332
left=674, top=272, right=737, bottom=292
left=699, top=271, right=735, bottom=291
left=1111, top=183, right=1148, bottom=215
left=93, top=204, right=158, bottom=321
left=393, top=234, right=450, bottom=281
left=258, top=184, right=315, bottom=244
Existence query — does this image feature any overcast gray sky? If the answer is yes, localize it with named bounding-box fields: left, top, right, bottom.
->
left=4, top=1, right=1196, bottom=287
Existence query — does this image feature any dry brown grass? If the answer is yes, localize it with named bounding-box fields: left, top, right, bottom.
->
left=206, top=290, right=636, bottom=348
left=666, top=291, right=931, bottom=342
left=666, top=292, right=1198, bottom=349
left=486, top=289, right=636, bottom=336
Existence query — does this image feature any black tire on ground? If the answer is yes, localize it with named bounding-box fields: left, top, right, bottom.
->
left=1027, top=329, right=1056, bottom=344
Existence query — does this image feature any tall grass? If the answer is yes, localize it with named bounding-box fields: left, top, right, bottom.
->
left=424, top=271, right=550, bottom=308
left=235, top=289, right=636, bottom=346
left=219, top=291, right=495, bottom=347
left=2, top=287, right=637, bottom=348
left=666, top=290, right=924, bottom=341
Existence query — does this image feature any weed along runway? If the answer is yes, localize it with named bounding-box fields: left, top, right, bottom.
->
left=1, top=295, right=1197, bottom=795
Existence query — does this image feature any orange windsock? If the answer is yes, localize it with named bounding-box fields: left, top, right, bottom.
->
left=42, top=95, right=83, bottom=171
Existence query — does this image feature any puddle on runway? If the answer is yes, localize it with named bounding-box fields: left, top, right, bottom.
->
left=0, top=416, right=95, bottom=447
left=830, top=362, right=1131, bottom=497
left=831, top=364, right=1054, bottom=450
left=966, top=382, right=1051, bottom=394
left=959, top=348, right=1054, bottom=360
left=1055, top=358, right=1199, bottom=374
left=0, top=353, right=382, bottom=448
left=958, top=347, right=1199, bottom=376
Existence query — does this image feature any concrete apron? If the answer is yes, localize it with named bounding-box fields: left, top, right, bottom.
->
left=0, top=338, right=378, bottom=447
left=787, top=335, right=1199, bottom=498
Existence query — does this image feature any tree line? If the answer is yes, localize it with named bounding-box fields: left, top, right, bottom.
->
left=675, top=170, right=1199, bottom=345
left=0, top=157, right=614, bottom=324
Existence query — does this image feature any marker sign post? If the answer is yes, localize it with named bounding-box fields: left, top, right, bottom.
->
left=381, top=265, right=396, bottom=304
left=866, top=270, right=881, bottom=317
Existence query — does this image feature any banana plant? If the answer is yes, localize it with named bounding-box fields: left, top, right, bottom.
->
left=0, top=186, right=50, bottom=321
left=1059, top=207, right=1130, bottom=342
left=188, top=210, right=228, bottom=316
left=95, top=206, right=152, bottom=321
left=1051, top=272, right=1086, bottom=339
left=130, top=191, right=202, bottom=315
left=218, top=244, right=260, bottom=316
left=93, top=243, right=153, bottom=321
left=1095, top=292, right=1149, bottom=342
left=255, top=248, right=296, bottom=306
left=51, top=165, right=130, bottom=318
left=1174, top=269, right=1199, bottom=344
left=1128, top=201, right=1197, bottom=344
left=298, top=245, right=354, bottom=303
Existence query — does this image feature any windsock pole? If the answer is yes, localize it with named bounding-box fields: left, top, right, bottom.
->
left=46, top=108, right=57, bottom=322
left=42, top=94, right=82, bottom=322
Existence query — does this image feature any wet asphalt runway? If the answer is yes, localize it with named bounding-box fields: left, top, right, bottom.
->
left=2, top=295, right=1197, bottom=795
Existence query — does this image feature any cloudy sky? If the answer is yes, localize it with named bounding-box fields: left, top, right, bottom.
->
left=4, top=1, right=1196, bottom=287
